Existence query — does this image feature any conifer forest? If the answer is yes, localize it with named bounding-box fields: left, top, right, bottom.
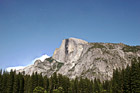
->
left=0, top=57, right=140, bottom=93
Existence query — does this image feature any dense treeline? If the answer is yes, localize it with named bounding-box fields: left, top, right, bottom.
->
left=0, top=57, right=140, bottom=93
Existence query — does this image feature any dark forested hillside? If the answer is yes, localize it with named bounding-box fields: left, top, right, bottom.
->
left=0, top=57, right=140, bottom=93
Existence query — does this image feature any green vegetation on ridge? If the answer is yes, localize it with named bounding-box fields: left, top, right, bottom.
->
left=122, top=45, right=140, bottom=52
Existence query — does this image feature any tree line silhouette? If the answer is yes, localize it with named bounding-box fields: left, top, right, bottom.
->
left=0, top=57, right=140, bottom=93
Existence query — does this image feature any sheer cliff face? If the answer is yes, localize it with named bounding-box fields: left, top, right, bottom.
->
left=52, top=38, right=88, bottom=63
left=18, top=38, right=140, bottom=81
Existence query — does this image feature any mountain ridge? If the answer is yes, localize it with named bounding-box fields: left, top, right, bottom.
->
left=17, top=38, right=140, bottom=81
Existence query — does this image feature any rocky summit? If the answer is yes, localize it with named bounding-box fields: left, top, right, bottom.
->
left=17, top=38, right=140, bottom=81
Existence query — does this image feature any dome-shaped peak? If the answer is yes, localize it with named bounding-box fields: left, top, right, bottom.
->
left=66, top=37, right=88, bottom=44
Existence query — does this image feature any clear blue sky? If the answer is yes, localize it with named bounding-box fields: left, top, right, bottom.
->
left=0, top=0, right=140, bottom=69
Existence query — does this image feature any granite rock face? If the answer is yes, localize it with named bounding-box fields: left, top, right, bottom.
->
left=52, top=38, right=88, bottom=63
left=17, top=38, right=140, bottom=81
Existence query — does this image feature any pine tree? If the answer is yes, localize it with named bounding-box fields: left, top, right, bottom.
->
left=24, top=75, right=30, bottom=93
left=38, top=73, right=43, bottom=87
left=58, top=74, right=63, bottom=87
left=94, top=78, right=102, bottom=93
left=138, top=57, right=140, bottom=92
left=13, top=74, right=19, bottom=93
left=123, top=65, right=132, bottom=93
left=28, top=73, right=34, bottom=93
left=1, top=70, right=8, bottom=92
left=19, top=73, right=24, bottom=93
left=7, top=70, right=15, bottom=93
left=131, top=58, right=140, bottom=92
left=112, top=68, right=122, bottom=93
left=119, top=68, right=125, bottom=93
left=49, top=76, right=54, bottom=93
left=78, top=77, right=84, bottom=93
left=73, top=77, right=78, bottom=93
left=34, top=72, right=38, bottom=87
left=52, top=72, right=58, bottom=89
left=0, top=69, right=2, bottom=92
left=62, top=76, right=70, bottom=93
left=89, top=80, right=94, bottom=93
left=43, top=76, right=49, bottom=92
